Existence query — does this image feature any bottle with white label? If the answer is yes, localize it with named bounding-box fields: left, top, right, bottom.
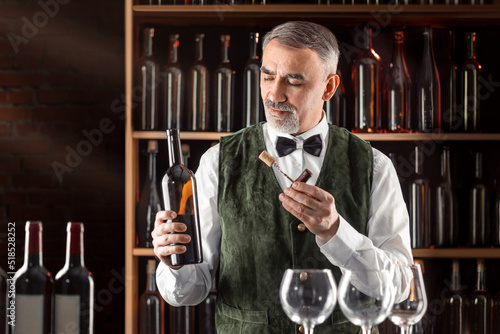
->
left=12, top=221, right=53, bottom=334
left=54, top=222, right=94, bottom=333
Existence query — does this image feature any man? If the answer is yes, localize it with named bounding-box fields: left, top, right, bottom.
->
left=153, top=21, right=413, bottom=333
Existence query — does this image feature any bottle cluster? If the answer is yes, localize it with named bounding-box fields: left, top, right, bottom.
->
left=391, top=145, right=500, bottom=249
left=0, top=221, right=94, bottom=334
left=134, top=28, right=262, bottom=133
left=139, top=259, right=217, bottom=334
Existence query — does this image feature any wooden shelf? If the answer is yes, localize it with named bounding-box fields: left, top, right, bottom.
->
left=133, top=248, right=155, bottom=256
left=412, top=248, right=500, bottom=258
left=132, top=131, right=500, bottom=141
left=133, top=4, right=500, bottom=26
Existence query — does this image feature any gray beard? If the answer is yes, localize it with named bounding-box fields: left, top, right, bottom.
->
left=263, top=100, right=300, bottom=134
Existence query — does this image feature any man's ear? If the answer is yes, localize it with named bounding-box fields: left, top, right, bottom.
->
left=322, top=73, right=340, bottom=101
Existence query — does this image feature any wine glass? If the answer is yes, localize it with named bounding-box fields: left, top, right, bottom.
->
left=279, top=269, right=337, bottom=334
left=337, top=268, right=395, bottom=334
left=389, top=263, right=428, bottom=334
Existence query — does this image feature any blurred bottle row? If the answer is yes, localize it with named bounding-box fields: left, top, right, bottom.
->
left=138, top=258, right=216, bottom=334
left=389, top=145, right=500, bottom=249
left=381, top=259, right=500, bottom=334
left=139, top=0, right=493, bottom=5
left=134, top=25, right=486, bottom=134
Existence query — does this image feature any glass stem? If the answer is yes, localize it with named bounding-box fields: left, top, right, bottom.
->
left=362, top=326, right=372, bottom=334
left=400, top=326, right=408, bottom=334
left=304, top=326, right=314, bottom=334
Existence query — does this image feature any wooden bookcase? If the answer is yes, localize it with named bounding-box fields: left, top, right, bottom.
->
left=124, top=2, right=500, bottom=333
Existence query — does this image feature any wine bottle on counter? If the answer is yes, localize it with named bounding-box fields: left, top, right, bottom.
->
left=439, top=259, right=468, bottom=334
left=325, top=69, right=346, bottom=127
left=408, top=145, right=431, bottom=249
left=214, top=34, right=235, bottom=132
left=188, top=34, right=209, bottom=131
left=469, top=259, right=492, bottom=334
left=139, top=259, right=165, bottom=334
left=435, top=147, right=458, bottom=247
left=136, top=27, right=159, bottom=131
left=415, top=27, right=441, bottom=133
left=161, top=34, right=183, bottom=130
left=137, top=140, right=163, bottom=248
left=352, top=23, right=381, bottom=133
left=384, top=30, right=411, bottom=133
left=469, top=152, right=489, bottom=247
left=12, top=221, right=53, bottom=334
left=441, top=30, right=457, bottom=132
left=459, top=32, right=481, bottom=132
left=243, top=32, right=262, bottom=128
left=54, top=222, right=94, bottom=334
left=1, top=266, right=6, bottom=334
left=162, top=128, right=203, bottom=266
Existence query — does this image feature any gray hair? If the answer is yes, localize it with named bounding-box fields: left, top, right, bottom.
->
left=262, top=21, right=340, bottom=76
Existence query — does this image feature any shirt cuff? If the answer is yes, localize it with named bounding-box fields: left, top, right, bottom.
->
left=316, top=214, right=364, bottom=268
left=156, top=261, right=199, bottom=305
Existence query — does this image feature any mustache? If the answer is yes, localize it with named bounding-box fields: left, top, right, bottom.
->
left=264, top=100, right=296, bottom=113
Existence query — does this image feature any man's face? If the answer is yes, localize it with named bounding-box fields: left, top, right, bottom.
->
left=260, top=39, right=331, bottom=136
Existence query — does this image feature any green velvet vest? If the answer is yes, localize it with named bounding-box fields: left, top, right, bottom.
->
left=216, top=122, right=373, bottom=334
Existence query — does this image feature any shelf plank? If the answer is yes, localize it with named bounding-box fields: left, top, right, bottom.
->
left=133, top=247, right=500, bottom=258
left=133, top=4, right=500, bottom=26
left=412, top=248, right=500, bottom=258
left=132, top=131, right=500, bottom=141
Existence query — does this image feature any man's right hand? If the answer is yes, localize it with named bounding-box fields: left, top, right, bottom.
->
left=152, top=210, right=191, bottom=269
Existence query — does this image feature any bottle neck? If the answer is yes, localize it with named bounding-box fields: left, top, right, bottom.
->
left=441, top=148, right=451, bottom=182
left=476, top=260, right=486, bottom=291
left=146, top=260, right=157, bottom=292
left=249, top=32, right=259, bottom=60
left=414, top=146, right=423, bottom=175
left=65, top=222, right=85, bottom=267
left=392, top=32, right=404, bottom=63
left=466, top=32, right=476, bottom=60
left=220, top=35, right=230, bottom=64
left=25, top=221, right=43, bottom=267
left=475, top=152, right=483, bottom=180
left=169, top=34, right=179, bottom=64
left=423, top=27, right=433, bottom=58
left=195, top=34, right=204, bottom=62
left=362, top=25, right=372, bottom=50
left=147, top=140, right=158, bottom=184
left=450, top=260, right=460, bottom=291
left=143, top=28, right=154, bottom=57
left=166, top=129, right=183, bottom=167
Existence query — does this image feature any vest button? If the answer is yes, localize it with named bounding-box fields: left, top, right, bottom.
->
left=297, top=223, right=307, bottom=232
left=299, top=325, right=305, bottom=333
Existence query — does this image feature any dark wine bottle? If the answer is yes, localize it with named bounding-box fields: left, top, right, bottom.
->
left=137, top=140, right=163, bottom=248
left=469, top=152, right=489, bottom=247
left=352, top=24, right=381, bottom=133
left=459, top=32, right=481, bottom=132
left=325, top=70, right=346, bottom=127
left=169, top=305, right=195, bottom=334
left=435, top=147, right=458, bottom=247
left=441, top=30, right=457, bottom=132
left=139, top=259, right=165, bottom=334
left=1, top=266, right=6, bottom=334
left=415, top=27, right=441, bottom=133
left=12, top=221, right=53, bottom=334
left=408, top=145, right=431, bottom=248
left=161, top=34, right=183, bottom=130
left=469, top=259, right=492, bottom=334
left=136, top=27, right=159, bottom=130
left=384, top=30, right=411, bottom=133
left=188, top=34, right=209, bottom=131
left=161, top=128, right=203, bottom=266
left=440, top=259, right=468, bottom=334
left=214, top=34, right=235, bottom=132
left=493, top=291, right=500, bottom=334
left=54, top=222, right=94, bottom=334
left=243, top=32, right=262, bottom=128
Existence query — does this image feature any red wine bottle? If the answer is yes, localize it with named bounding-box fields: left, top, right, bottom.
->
left=161, top=34, right=183, bottom=130
left=12, top=221, right=53, bottom=334
left=435, top=147, right=458, bottom=247
left=54, top=222, right=94, bottom=333
left=469, top=152, right=489, bottom=247
left=469, top=259, right=492, bottom=334
left=214, top=34, right=235, bottom=132
left=440, top=259, right=468, bottom=334
left=459, top=32, right=481, bottom=132
left=162, top=128, right=203, bottom=266
left=139, top=259, right=165, bottom=334
left=188, top=34, right=209, bottom=131
left=137, top=140, right=163, bottom=248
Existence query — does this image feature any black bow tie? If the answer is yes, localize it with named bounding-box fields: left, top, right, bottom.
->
left=276, top=134, right=323, bottom=157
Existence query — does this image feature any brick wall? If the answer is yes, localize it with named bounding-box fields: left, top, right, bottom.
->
left=0, top=0, right=125, bottom=331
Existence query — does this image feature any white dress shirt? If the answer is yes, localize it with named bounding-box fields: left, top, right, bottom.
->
left=157, top=116, right=413, bottom=306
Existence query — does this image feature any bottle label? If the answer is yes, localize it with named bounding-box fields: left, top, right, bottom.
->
left=15, top=294, right=44, bottom=334
left=55, top=295, right=80, bottom=334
